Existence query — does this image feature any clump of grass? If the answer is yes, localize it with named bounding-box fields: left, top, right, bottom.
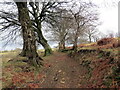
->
left=2, top=56, right=41, bottom=88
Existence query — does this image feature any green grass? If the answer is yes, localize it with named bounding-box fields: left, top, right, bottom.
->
left=102, top=48, right=119, bottom=55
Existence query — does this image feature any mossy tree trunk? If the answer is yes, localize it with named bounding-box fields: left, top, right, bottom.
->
left=58, top=32, right=68, bottom=51
left=59, top=38, right=66, bottom=51
left=72, top=37, right=78, bottom=52
left=29, top=2, right=52, bottom=56
left=36, top=22, right=52, bottom=56
left=15, top=2, right=42, bottom=67
left=59, top=42, right=65, bottom=50
left=19, top=40, right=28, bottom=56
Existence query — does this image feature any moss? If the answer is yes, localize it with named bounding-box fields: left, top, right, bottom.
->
left=103, top=79, right=113, bottom=87
left=97, top=53, right=103, bottom=58
left=44, top=48, right=53, bottom=56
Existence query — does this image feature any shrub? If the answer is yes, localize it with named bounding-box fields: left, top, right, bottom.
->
left=97, top=38, right=115, bottom=46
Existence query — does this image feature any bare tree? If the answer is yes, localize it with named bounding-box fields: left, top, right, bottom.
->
left=14, top=2, right=42, bottom=67
left=106, top=30, right=116, bottom=38
left=0, top=1, right=67, bottom=56
left=28, top=0, right=68, bottom=55
left=68, top=1, right=99, bottom=52
left=84, top=26, right=99, bottom=43
left=49, top=9, right=72, bottom=50
left=0, top=3, right=21, bottom=48
left=115, top=32, right=120, bottom=38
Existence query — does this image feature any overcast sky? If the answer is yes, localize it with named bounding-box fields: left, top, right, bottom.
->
left=92, top=0, right=118, bottom=34
left=0, top=0, right=119, bottom=51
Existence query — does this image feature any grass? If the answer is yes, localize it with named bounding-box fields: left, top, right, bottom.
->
left=103, top=48, right=119, bottom=54
left=1, top=48, right=59, bottom=88
left=78, top=46, right=96, bottom=50
left=0, top=41, right=120, bottom=88
left=1, top=55, right=42, bottom=88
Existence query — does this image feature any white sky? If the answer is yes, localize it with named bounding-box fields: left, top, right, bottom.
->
left=99, top=7, right=118, bottom=34
left=0, top=0, right=119, bottom=51
left=91, top=0, right=119, bottom=35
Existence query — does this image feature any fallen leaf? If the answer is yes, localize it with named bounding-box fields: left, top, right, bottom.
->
left=58, top=70, right=62, bottom=73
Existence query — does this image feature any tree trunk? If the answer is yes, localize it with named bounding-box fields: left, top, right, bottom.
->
left=36, top=23, right=52, bottom=56
left=58, top=42, right=65, bottom=50
left=15, top=2, right=42, bottom=67
left=73, top=37, right=78, bottom=52
left=29, top=2, right=52, bottom=56
left=21, top=19, right=52, bottom=57
left=58, top=33, right=67, bottom=51
left=19, top=39, right=28, bottom=56
left=38, top=35, right=52, bottom=56
left=89, top=35, right=92, bottom=43
left=62, top=40, right=66, bottom=50
left=59, top=40, right=65, bottom=50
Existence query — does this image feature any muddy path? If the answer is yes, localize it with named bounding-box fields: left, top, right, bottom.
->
left=40, top=52, right=89, bottom=88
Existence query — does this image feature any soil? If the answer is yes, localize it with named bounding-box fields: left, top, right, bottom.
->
left=39, top=52, right=89, bottom=88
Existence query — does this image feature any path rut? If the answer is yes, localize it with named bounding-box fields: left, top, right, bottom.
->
left=40, top=52, right=89, bottom=88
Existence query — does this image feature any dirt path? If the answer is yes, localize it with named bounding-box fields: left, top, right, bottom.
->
left=40, top=52, right=89, bottom=88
